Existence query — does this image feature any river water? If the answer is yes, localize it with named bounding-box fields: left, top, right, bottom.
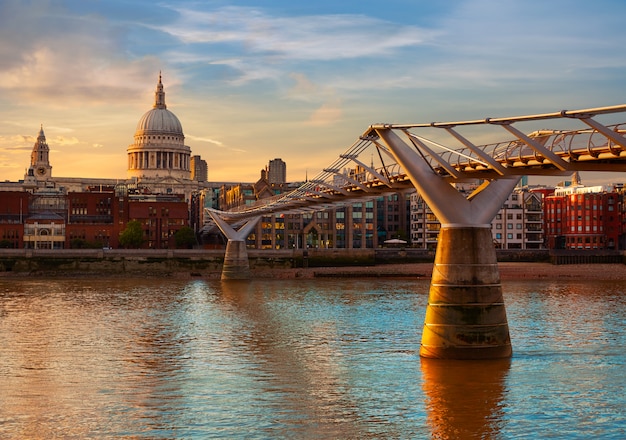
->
left=0, top=276, right=624, bottom=439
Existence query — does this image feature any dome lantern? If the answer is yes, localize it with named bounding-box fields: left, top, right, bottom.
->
left=154, top=71, right=166, bottom=109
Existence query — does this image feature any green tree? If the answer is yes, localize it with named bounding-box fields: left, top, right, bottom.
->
left=70, top=238, right=87, bottom=249
left=119, top=220, right=145, bottom=249
left=174, top=226, right=196, bottom=249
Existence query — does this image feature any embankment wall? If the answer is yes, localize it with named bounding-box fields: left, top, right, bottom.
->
left=0, top=248, right=622, bottom=276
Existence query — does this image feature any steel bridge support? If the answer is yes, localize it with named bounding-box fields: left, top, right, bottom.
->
left=208, top=211, right=260, bottom=280
left=376, top=128, right=519, bottom=359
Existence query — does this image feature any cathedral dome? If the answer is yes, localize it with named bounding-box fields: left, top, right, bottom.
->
left=135, top=107, right=183, bottom=135
left=133, top=73, right=183, bottom=136
left=127, top=74, right=192, bottom=181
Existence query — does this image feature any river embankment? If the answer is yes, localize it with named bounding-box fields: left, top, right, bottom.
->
left=251, top=262, right=626, bottom=281
left=0, top=248, right=624, bottom=280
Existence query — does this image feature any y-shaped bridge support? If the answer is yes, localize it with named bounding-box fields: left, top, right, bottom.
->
left=208, top=211, right=260, bottom=280
left=376, top=128, right=519, bottom=359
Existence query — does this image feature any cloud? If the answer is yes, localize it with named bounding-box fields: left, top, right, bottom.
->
left=0, top=134, right=35, bottom=151
left=306, top=100, right=343, bottom=127
left=0, top=1, right=164, bottom=105
left=432, top=0, right=626, bottom=81
left=186, top=134, right=224, bottom=146
left=162, top=6, right=432, bottom=60
left=186, top=133, right=248, bottom=154
left=287, top=73, right=319, bottom=101
left=52, top=136, right=80, bottom=146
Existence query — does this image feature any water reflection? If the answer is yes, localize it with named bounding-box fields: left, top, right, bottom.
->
left=0, top=279, right=194, bottom=438
left=0, top=277, right=623, bottom=438
left=421, top=358, right=510, bottom=439
left=218, top=280, right=377, bottom=438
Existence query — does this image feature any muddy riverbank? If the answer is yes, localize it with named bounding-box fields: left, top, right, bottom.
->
left=249, top=262, right=626, bottom=281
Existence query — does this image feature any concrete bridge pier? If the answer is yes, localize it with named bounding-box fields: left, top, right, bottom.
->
left=208, top=212, right=260, bottom=280
left=375, top=128, right=519, bottom=359
left=423, top=225, right=511, bottom=359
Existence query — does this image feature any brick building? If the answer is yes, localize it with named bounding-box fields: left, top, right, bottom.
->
left=0, top=187, right=192, bottom=250
left=0, top=192, right=29, bottom=248
left=544, top=184, right=622, bottom=250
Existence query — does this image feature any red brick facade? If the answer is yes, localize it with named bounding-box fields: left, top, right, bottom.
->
left=0, top=189, right=191, bottom=249
left=544, top=189, right=623, bottom=250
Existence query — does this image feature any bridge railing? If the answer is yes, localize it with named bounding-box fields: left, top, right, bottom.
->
left=368, top=105, right=626, bottom=178
left=415, top=124, right=626, bottom=175
left=209, top=105, right=626, bottom=219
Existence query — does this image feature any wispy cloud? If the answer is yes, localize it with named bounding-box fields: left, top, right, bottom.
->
left=306, top=100, right=343, bottom=127
left=161, top=6, right=433, bottom=60
left=0, top=134, right=35, bottom=151
left=0, top=1, right=162, bottom=105
left=186, top=134, right=224, bottom=146
left=52, top=136, right=80, bottom=146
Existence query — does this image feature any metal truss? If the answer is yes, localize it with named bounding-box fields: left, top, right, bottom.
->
left=208, top=105, right=626, bottom=221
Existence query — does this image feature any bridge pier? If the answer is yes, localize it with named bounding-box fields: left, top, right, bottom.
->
left=208, top=212, right=260, bottom=280
left=422, top=226, right=511, bottom=359
left=375, top=128, right=518, bottom=359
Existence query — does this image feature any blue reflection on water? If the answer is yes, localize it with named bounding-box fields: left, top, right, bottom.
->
left=0, top=277, right=624, bottom=439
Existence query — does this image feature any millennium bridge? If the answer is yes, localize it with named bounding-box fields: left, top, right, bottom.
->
left=207, top=104, right=626, bottom=360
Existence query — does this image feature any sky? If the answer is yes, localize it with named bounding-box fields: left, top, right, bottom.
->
left=1, top=0, right=625, bottom=185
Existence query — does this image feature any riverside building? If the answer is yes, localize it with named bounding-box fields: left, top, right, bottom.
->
left=410, top=185, right=545, bottom=250
left=2, top=76, right=624, bottom=252
left=544, top=178, right=624, bottom=250
left=216, top=166, right=412, bottom=249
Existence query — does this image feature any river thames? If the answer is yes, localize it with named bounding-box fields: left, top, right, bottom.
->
left=0, top=276, right=624, bottom=439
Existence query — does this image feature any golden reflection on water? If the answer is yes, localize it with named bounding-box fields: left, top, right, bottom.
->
left=0, top=279, right=188, bottom=439
left=2, top=278, right=622, bottom=438
left=219, top=280, right=376, bottom=438
left=421, top=358, right=510, bottom=439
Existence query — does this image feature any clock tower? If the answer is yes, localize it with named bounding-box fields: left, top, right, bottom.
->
left=28, top=125, right=52, bottom=180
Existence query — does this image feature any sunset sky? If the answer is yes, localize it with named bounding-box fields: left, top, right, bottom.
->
left=1, top=0, right=625, bottom=185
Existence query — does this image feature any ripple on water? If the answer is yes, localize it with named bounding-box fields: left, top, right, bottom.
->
left=0, top=277, right=623, bottom=438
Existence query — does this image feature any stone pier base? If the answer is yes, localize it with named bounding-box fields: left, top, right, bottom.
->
left=221, top=240, right=251, bottom=280
left=420, top=227, right=512, bottom=359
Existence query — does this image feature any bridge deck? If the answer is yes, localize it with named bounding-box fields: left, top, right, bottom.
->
left=208, top=105, right=626, bottom=220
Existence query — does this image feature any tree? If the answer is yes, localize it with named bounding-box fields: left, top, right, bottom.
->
left=174, top=226, right=196, bottom=249
left=119, top=220, right=145, bottom=248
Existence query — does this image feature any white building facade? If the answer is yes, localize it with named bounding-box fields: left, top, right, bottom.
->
left=410, top=188, right=544, bottom=249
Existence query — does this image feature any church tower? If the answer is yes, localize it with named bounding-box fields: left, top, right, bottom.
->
left=28, top=125, right=52, bottom=180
